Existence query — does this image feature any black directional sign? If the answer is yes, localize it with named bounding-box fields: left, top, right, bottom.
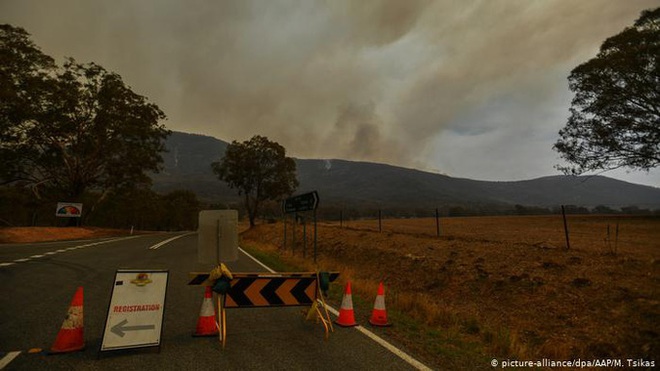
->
left=283, top=191, right=319, bottom=214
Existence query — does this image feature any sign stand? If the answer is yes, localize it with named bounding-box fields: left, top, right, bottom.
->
left=192, top=210, right=239, bottom=350
left=218, top=294, right=226, bottom=348
left=313, top=209, right=318, bottom=263
left=306, top=271, right=334, bottom=339
left=189, top=270, right=340, bottom=343
left=191, top=203, right=338, bottom=348
left=99, top=269, right=169, bottom=356
left=282, top=191, right=320, bottom=262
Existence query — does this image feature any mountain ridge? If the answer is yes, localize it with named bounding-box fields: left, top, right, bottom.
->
left=151, top=131, right=660, bottom=210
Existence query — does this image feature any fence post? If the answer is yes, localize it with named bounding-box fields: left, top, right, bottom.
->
left=378, top=209, right=382, bottom=232
left=561, top=205, right=571, bottom=250
left=615, top=221, right=619, bottom=254
left=303, top=217, right=307, bottom=258
left=606, top=224, right=612, bottom=252
left=435, top=208, right=440, bottom=237
left=292, top=212, right=297, bottom=254
left=314, top=209, right=318, bottom=263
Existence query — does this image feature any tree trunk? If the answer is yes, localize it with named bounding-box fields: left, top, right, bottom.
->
left=67, top=188, right=85, bottom=227
left=245, top=194, right=262, bottom=228
left=84, top=188, right=110, bottom=225
left=245, top=194, right=256, bottom=228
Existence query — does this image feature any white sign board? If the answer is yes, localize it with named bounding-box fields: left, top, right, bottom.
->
left=100, top=270, right=168, bottom=352
left=198, top=210, right=238, bottom=264
left=55, top=202, right=83, bottom=218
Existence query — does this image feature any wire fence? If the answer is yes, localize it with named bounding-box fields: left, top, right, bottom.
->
left=279, top=204, right=660, bottom=254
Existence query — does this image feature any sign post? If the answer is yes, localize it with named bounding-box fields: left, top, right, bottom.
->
left=100, top=269, right=169, bottom=353
left=198, top=210, right=239, bottom=264
left=282, top=191, right=320, bottom=263
left=196, top=210, right=238, bottom=347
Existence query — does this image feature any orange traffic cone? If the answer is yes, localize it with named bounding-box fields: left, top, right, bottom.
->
left=50, top=287, right=84, bottom=354
left=369, top=282, right=391, bottom=327
left=335, top=281, right=357, bottom=327
left=193, top=286, right=219, bottom=337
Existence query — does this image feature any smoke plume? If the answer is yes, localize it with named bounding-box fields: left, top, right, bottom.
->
left=1, top=0, right=656, bottom=178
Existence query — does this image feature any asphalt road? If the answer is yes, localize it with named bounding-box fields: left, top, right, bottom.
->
left=0, top=233, right=430, bottom=370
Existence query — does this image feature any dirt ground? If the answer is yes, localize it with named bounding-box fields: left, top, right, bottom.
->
left=241, top=215, right=660, bottom=367
left=0, top=226, right=135, bottom=244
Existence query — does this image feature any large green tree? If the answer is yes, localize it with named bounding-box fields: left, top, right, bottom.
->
left=1, top=25, right=56, bottom=182
left=212, top=135, right=298, bottom=227
left=554, top=8, right=659, bottom=175
left=161, top=189, right=201, bottom=231
left=0, top=25, right=169, bottom=207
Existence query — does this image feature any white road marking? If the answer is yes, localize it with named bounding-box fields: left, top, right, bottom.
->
left=148, top=232, right=194, bottom=250
left=238, top=247, right=277, bottom=273
left=0, top=351, right=21, bottom=370
left=0, top=236, right=119, bottom=247
left=354, top=326, right=432, bottom=370
left=237, top=246, right=432, bottom=371
left=0, top=235, right=143, bottom=268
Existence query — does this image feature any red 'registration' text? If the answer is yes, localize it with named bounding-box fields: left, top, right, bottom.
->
left=113, top=304, right=160, bottom=313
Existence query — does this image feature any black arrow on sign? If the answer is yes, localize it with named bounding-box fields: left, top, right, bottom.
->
left=227, top=277, right=256, bottom=306
left=111, top=319, right=155, bottom=337
left=291, top=278, right=315, bottom=304
left=260, top=278, right=285, bottom=305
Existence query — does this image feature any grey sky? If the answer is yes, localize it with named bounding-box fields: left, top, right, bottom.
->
left=2, top=0, right=658, bottom=187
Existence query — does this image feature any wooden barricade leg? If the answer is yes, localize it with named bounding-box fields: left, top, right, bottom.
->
left=217, top=294, right=227, bottom=349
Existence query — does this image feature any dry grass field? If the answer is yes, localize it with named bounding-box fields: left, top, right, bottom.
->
left=241, top=215, right=659, bottom=369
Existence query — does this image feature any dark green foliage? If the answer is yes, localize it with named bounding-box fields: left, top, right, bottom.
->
left=87, top=187, right=165, bottom=230
left=212, top=135, right=298, bottom=227
left=0, top=185, right=201, bottom=230
left=160, top=190, right=201, bottom=230
left=0, top=186, right=40, bottom=226
left=592, top=205, right=617, bottom=214
left=0, top=25, right=55, bottom=139
left=554, top=8, right=660, bottom=174
left=0, top=24, right=169, bottom=205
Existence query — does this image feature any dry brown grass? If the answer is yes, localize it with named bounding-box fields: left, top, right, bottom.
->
left=0, top=226, right=136, bottom=243
left=241, top=215, right=659, bottom=366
